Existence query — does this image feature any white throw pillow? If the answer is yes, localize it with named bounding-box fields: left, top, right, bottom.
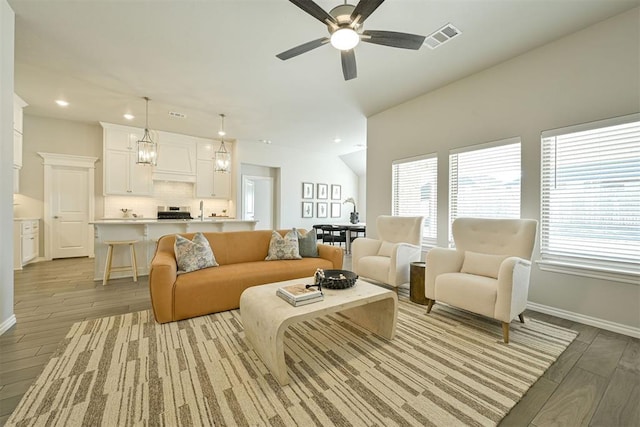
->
left=460, top=251, right=507, bottom=279
left=174, top=233, right=218, bottom=273
left=265, top=230, right=302, bottom=260
left=377, top=241, right=395, bottom=257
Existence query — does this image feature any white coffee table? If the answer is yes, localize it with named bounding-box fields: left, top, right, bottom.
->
left=239, top=277, right=398, bottom=385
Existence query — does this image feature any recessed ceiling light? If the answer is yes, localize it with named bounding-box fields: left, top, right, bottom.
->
left=123, top=113, right=135, bottom=120
left=55, top=99, right=69, bottom=107
left=334, top=138, right=342, bottom=143
left=259, top=139, right=272, bottom=144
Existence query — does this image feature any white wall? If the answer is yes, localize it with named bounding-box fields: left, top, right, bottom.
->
left=235, top=141, right=359, bottom=230
left=13, top=115, right=103, bottom=254
left=367, top=8, right=640, bottom=332
left=0, top=0, right=15, bottom=334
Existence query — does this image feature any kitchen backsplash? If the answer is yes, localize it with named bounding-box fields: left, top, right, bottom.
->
left=104, top=182, right=231, bottom=218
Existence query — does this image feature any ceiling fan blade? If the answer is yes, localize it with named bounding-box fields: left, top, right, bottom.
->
left=276, top=37, right=329, bottom=60
left=350, top=0, right=385, bottom=25
left=289, top=0, right=336, bottom=26
left=341, top=50, right=357, bottom=81
left=361, top=30, right=426, bottom=50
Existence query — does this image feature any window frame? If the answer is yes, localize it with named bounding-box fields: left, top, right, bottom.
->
left=538, top=113, right=640, bottom=284
left=448, top=137, right=522, bottom=244
left=391, top=153, right=438, bottom=247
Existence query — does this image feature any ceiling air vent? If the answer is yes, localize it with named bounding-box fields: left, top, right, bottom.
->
left=168, top=111, right=186, bottom=119
left=424, top=23, right=461, bottom=50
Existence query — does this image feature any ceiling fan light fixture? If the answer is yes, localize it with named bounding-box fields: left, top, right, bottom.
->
left=330, top=27, right=360, bottom=50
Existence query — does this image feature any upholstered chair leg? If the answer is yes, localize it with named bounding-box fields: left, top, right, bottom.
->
left=502, top=322, right=510, bottom=344
left=426, top=299, right=434, bottom=313
left=518, top=313, right=525, bottom=323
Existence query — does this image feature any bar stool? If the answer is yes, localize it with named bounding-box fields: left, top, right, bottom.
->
left=103, top=240, right=139, bottom=286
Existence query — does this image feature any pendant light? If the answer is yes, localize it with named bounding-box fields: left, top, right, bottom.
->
left=214, top=113, right=231, bottom=173
left=136, top=97, right=157, bottom=166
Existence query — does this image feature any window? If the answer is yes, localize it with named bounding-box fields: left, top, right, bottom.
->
left=449, top=138, right=521, bottom=236
left=392, top=154, right=437, bottom=246
left=540, top=114, right=640, bottom=282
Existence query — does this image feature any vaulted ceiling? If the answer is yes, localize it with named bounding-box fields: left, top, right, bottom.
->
left=9, top=0, right=639, bottom=159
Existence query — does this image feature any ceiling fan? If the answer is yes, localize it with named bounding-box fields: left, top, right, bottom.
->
left=276, top=0, right=426, bottom=81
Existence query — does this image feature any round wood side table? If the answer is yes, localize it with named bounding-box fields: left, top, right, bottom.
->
left=409, top=261, right=427, bottom=305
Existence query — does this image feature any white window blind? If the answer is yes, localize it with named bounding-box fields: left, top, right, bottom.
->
left=449, top=138, right=521, bottom=232
left=392, top=154, right=437, bottom=246
left=540, top=114, right=640, bottom=279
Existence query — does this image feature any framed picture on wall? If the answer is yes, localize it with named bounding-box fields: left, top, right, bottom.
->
left=302, top=201, right=313, bottom=218
left=317, top=202, right=328, bottom=218
left=302, top=182, right=314, bottom=199
left=331, top=202, right=341, bottom=218
left=317, top=183, right=328, bottom=199
left=331, top=184, right=341, bottom=200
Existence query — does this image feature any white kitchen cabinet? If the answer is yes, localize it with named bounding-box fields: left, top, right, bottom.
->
left=102, top=123, right=153, bottom=196
left=104, top=149, right=153, bottom=195
left=195, top=142, right=231, bottom=199
left=14, top=219, right=39, bottom=270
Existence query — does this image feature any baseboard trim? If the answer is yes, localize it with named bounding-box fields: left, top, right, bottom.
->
left=527, top=302, right=640, bottom=339
left=0, top=314, right=16, bottom=336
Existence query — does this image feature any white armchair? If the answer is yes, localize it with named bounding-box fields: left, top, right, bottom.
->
left=352, top=215, right=424, bottom=291
left=426, top=218, right=537, bottom=343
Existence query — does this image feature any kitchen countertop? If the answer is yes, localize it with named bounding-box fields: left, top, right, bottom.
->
left=91, top=218, right=256, bottom=224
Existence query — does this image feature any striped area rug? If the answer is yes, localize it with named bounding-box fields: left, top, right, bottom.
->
left=7, top=300, right=577, bottom=426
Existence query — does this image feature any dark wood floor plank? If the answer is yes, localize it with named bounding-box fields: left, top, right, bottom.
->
left=576, top=332, right=628, bottom=378
left=532, top=367, right=609, bottom=427
left=618, top=338, right=640, bottom=375
left=0, top=379, right=33, bottom=400
left=589, top=368, right=640, bottom=427
left=544, top=339, right=589, bottom=383
left=499, top=376, right=557, bottom=426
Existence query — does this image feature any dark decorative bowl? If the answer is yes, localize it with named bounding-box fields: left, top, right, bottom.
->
left=317, top=269, right=358, bottom=289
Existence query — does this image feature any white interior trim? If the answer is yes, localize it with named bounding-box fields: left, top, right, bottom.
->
left=38, top=152, right=98, bottom=261
left=0, top=314, right=16, bottom=336
left=527, top=301, right=640, bottom=339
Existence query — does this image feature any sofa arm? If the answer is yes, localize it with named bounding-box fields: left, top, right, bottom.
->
left=149, top=250, right=178, bottom=323
left=388, top=243, right=421, bottom=287
left=495, top=257, right=531, bottom=322
left=351, top=237, right=382, bottom=273
left=425, top=248, right=464, bottom=299
left=317, top=244, right=344, bottom=269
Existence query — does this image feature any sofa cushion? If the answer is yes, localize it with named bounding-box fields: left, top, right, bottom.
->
left=460, top=251, right=507, bottom=279
left=174, top=232, right=218, bottom=273
left=297, top=229, right=319, bottom=258
left=265, top=230, right=302, bottom=260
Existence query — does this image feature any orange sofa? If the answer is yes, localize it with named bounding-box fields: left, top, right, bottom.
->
left=149, top=230, right=344, bottom=323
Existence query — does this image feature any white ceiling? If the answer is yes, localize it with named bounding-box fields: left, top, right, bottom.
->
left=9, top=0, right=639, bottom=161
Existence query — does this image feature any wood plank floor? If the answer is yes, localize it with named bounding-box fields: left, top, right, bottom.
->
left=1, top=257, right=638, bottom=426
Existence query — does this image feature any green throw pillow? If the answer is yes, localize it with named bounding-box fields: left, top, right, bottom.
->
left=265, top=230, right=302, bottom=260
left=174, top=232, right=218, bottom=273
left=296, top=228, right=318, bottom=257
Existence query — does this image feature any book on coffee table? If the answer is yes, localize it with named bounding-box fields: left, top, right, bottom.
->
left=276, top=283, right=323, bottom=306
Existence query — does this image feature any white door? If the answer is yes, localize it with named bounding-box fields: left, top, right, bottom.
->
left=51, top=166, right=90, bottom=258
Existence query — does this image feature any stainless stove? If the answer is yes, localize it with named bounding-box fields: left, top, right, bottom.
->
left=157, top=206, right=193, bottom=220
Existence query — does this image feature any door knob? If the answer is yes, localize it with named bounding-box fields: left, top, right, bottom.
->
left=53, top=216, right=59, bottom=219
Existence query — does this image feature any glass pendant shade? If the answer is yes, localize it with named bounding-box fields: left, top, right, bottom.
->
left=214, top=140, right=231, bottom=173
left=137, top=129, right=157, bottom=166
left=214, top=113, right=231, bottom=173
left=136, top=97, right=157, bottom=165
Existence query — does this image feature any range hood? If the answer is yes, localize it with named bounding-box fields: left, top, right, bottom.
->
left=152, top=140, right=196, bottom=182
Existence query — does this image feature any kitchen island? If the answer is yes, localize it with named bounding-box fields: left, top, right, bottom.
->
left=91, top=219, right=257, bottom=281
